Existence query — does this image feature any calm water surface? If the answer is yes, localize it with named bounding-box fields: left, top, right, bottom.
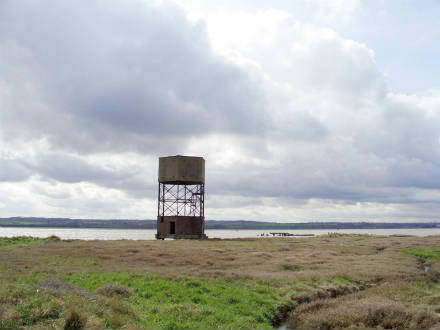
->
left=1, top=227, right=439, bottom=240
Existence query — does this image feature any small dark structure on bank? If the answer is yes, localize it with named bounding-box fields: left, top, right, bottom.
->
left=156, top=155, right=207, bottom=239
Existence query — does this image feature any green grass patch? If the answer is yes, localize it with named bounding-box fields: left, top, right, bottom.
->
left=0, top=235, right=61, bottom=249
left=0, top=236, right=43, bottom=249
left=399, top=249, right=440, bottom=260
left=62, top=272, right=356, bottom=329
left=65, top=272, right=293, bottom=329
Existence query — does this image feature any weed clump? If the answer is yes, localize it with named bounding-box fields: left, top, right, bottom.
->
left=64, top=308, right=87, bottom=330
left=96, top=284, right=133, bottom=298
left=281, top=264, right=302, bottom=272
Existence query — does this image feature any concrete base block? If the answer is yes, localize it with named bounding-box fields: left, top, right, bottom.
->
left=155, top=233, right=208, bottom=240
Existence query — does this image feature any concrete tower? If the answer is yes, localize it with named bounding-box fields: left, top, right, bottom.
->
left=156, top=155, right=207, bottom=239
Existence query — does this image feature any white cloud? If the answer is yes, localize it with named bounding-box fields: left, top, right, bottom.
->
left=308, top=0, right=360, bottom=24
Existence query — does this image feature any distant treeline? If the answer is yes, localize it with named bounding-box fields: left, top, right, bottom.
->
left=0, top=217, right=439, bottom=230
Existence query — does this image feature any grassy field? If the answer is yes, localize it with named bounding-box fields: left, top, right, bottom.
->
left=0, top=234, right=440, bottom=329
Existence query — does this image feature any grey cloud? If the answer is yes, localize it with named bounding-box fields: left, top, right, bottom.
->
left=351, top=97, right=440, bottom=190
left=355, top=101, right=440, bottom=161
left=23, top=153, right=155, bottom=198
left=206, top=114, right=440, bottom=205
left=0, top=0, right=269, bottom=154
left=25, top=154, right=126, bottom=184
left=0, top=159, right=31, bottom=182
left=1, top=1, right=440, bottom=221
left=275, top=111, right=329, bottom=141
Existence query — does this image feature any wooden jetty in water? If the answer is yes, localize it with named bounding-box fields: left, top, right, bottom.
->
left=269, top=232, right=315, bottom=237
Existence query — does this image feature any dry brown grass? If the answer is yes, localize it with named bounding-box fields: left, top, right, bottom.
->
left=287, top=294, right=438, bottom=330
left=2, top=234, right=438, bottom=282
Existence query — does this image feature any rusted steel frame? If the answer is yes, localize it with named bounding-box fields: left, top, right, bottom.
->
left=159, top=183, right=175, bottom=216
left=177, top=185, right=180, bottom=215
left=162, top=184, right=177, bottom=216
left=157, top=182, right=161, bottom=217
left=164, top=184, right=177, bottom=199
left=162, top=183, right=165, bottom=216
left=159, top=183, right=204, bottom=217
left=163, top=200, right=177, bottom=216
left=184, top=184, right=187, bottom=216
left=200, top=183, right=204, bottom=217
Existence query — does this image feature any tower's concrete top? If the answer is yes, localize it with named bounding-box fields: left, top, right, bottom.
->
left=158, top=155, right=205, bottom=184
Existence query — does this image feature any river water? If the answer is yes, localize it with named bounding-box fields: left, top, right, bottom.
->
left=0, top=227, right=439, bottom=240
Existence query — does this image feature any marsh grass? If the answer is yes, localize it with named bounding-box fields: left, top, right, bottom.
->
left=0, top=271, right=363, bottom=329
left=1, top=235, right=440, bottom=329
left=287, top=294, right=438, bottom=330
left=286, top=273, right=440, bottom=330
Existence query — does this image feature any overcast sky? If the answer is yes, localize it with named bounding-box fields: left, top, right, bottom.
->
left=1, top=0, right=440, bottom=222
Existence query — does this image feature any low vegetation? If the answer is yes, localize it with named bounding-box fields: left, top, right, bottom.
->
left=0, top=235, right=60, bottom=249
left=400, top=249, right=440, bottom=260
left=0, top=234, right=439, bottom=329
left=288, top=294, right=436, bottom=330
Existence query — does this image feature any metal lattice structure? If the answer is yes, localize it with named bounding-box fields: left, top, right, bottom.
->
left=158, top=183, right=204, bottom=217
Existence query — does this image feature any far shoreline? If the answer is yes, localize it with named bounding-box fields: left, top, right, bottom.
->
left=1, top=216, right=439, bottom=230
